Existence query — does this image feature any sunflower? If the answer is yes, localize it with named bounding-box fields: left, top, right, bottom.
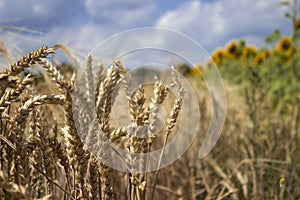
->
left=225, top=41, right=241, bottom=59
left=190, top=64, right=204, bottom=76
left=253, top=54, right=264, bottom=67
left=275, top=37, right=293, bottom=63
left=242, top=45, right=257, bottom=60
left=260, top=48, right=270, bottom=58
left=211, top=48, right=226, bottom=66
left=295, top=19, right=300, bottom=31
left=253, top=49, right=269, bottom=67
left=276, top=37, right=292, bottom=52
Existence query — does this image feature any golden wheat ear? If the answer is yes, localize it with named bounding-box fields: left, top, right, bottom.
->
left=9, top=46, right=55, bottom=76
left=0, top=74, right=34, bottom=113
left=0, top=47, right=54, bottom=98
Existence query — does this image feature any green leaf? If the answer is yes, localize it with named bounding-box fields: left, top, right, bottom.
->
left=279, top=1, right=290, bottom=6
left=285, top=12, right=292, bottom=18
left=265, top=29, right=281, bottom=44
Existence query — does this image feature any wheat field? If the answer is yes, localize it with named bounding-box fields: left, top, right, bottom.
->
left=0, top=44, right=191, bottom=200
left=1, top=22, right=300, bottom=199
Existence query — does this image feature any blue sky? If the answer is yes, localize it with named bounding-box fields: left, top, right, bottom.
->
left=0, top=0, right=292, bottom=56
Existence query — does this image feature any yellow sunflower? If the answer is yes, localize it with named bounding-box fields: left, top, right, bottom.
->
left=225, top=41, right=241, bottom=59
left=211, top=48, right=226, bottom=66
left=275, top=36, right=293, bottom=63
left=253, top=48, right=269, bottom=67
left=276, top=36, right=292, bottom=52
left=295, top=19, right=300, bottom=31
left=190, top=64, right=204, bottom=77
left=242, top=45, right=257, bottom=60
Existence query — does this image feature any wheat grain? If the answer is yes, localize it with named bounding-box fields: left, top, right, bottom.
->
left=9, top=46, right=54, bottom=76
left=38, top=58, right=71, bottom=92
left=0, top=74, right=34, bottom=112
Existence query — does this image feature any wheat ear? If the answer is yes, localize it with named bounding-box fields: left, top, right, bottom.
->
left=95, top=66, right=121, bottom=200
left=0, top=74, right=34, bottom=113
left=9, top=46, right=54, bottom=76
left=150, top=69, right=185, bottom=200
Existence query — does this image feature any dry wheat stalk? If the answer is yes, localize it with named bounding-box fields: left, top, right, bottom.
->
left=9, top=95, right=64, bottom=188
left=145, top=81, right=170, bottom=155
left=96, top=65, right=120, bottom=131
left=95, top=65, right=122, bottom=200
left=84, top=55, right=95, bottom=104
left=38, top=107, right=56, bottom=196
left=38, top=58, right=72, bottom=92
left=13, top=94, right=65, bottom=128
left=27, top=109, right=44, bottom=197
left=109, top=127, right=127, bottom=142
left=62, top=91, right=89, bottom=199
left=36, top=51, right=88, bottom=198
left=150, top=69, right=185, bottom=200
left=141, top=80, right=170, bottom=198
left=0, top=74, right=34, bottom=112
left=53, top=44, right=82, bottom=66
left=0, top=40, right=11, bottom=65
left=8, top=46, right=54, bottom=76
left=129, top=85, right=146, bottom=127
left=0, top=74, right=21, bottom=98
left=126, top=85, right=147, bottom=200
left=113, top=59, right=130, bottom=99
left=88, top=157, right=101, bottom=200
left=48, top=120, right=70, bottom=180
left=0, top=170, right=51, bottom=200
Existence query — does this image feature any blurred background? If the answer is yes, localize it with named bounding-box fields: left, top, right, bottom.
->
left=0, top=0, right=292, bottom=54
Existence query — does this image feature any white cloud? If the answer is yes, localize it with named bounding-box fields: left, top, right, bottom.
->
left=0, top=0, right=292, bottom=65
left=84, top=0, right=156, bottom=27
left=156, top=0, right=291, bottom=52
left=0, top=0, right=87, bottom=29
left=0, top=0, right=157, bottom=58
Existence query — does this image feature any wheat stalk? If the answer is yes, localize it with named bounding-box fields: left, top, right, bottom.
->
left=150, top=69, right=185, bottom=200
left=9, top=46, right=54, bottom=76
left=0, top=40, right=11, bottom=65
left=0, top=74, right=34, bottom=112
left=0, top=170, right=51, bottom=200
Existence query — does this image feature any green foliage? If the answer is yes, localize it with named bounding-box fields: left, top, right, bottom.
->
left=279, top=0, right=290, bottom=6
left=212, top=33, right=299, bottom=122
left=265, top=29, right=281, bottom=47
